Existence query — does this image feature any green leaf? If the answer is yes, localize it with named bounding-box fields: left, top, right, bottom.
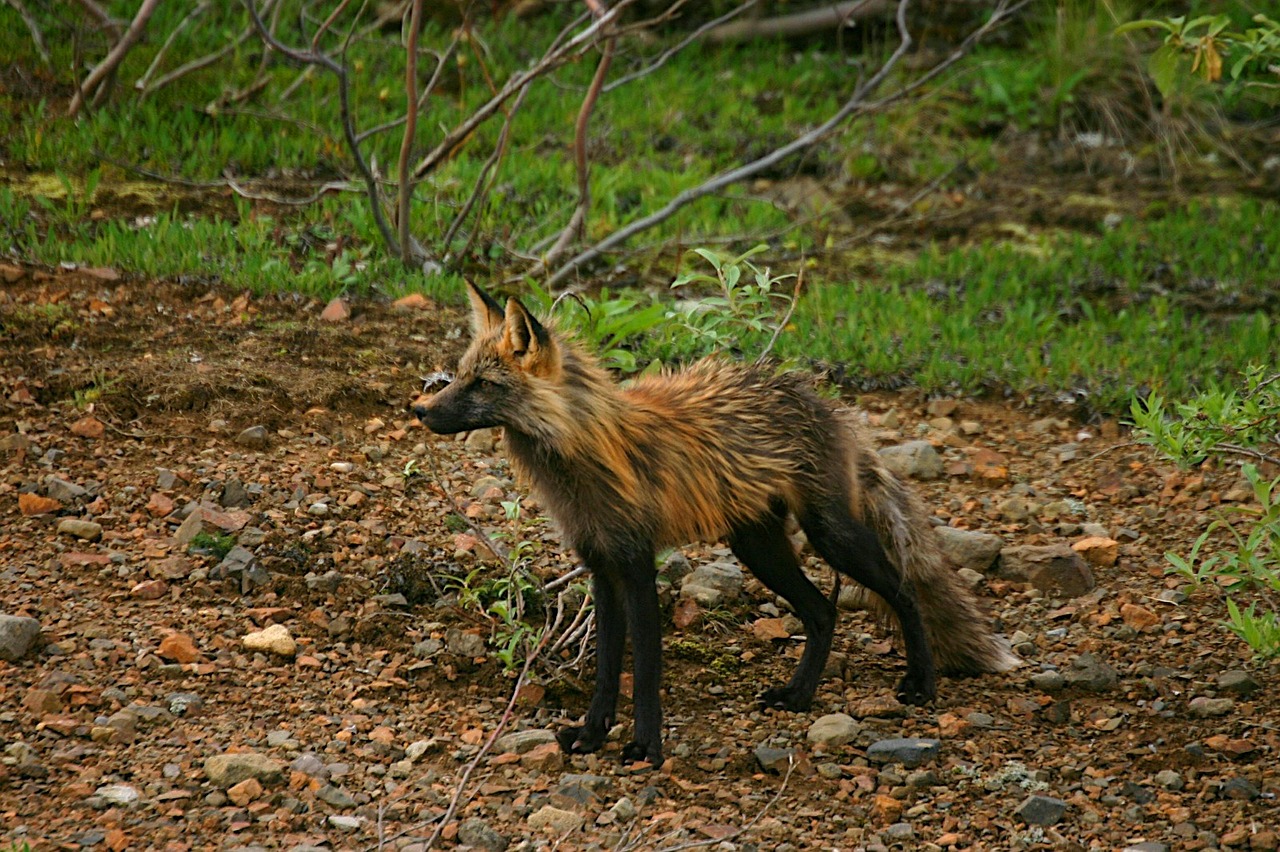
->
left=1115, top=19, right=1175, bottom=36
left=1149, top=43, right=1183, bottom=97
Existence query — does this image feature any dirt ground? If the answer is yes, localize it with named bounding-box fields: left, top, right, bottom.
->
left=1, top=266, right=1276, bottom=851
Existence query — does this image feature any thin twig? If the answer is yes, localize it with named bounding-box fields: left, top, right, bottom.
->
left=604, top=0, right=755, bottom=93
left=73, top=0, right=122, bottom=40
left=755, top=260, right=804, bottom=364
left=4, top=0, right=51, bottom=67
left=70, top=0, right=162, bottom=116
left=397, top=0, right=425, bottom=265
left=545, top=0, right=1031, bottom=289
left=135, top=1, right=211, bottom=92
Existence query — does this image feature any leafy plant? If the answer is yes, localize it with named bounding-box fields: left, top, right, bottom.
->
left=1133, top=367, right=1280, bottom=659
left=188, top=531, right=237, bottom=561
left=527, top=282, right=670, bottom=374
left=1117, top=13, right=1280, bottom=97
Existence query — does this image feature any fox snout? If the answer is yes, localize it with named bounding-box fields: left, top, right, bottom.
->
left=411, top=379, right=503, bottom=435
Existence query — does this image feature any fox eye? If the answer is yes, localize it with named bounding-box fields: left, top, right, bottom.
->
left=476, top=377, right=499, bottom=390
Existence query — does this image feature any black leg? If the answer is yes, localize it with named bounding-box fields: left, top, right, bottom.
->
left=619, top=555, right=663, bottom=765
left=799, top=504, right=936, bottom=705
left=729, top=512, right=836, bottom=711
left=557, top=570, right=625, bottom=755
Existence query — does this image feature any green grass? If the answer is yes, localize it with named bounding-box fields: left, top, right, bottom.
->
left=783, top=198, right=1278, bottom=410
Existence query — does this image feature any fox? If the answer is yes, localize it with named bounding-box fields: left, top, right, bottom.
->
left=413, top=281, right=1018, bottom=766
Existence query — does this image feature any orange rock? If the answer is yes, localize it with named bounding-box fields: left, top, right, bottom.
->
left=70, top=415, right=105, bottom=439
left=320, top=297, right=350, bottom=322
left=227, top=777, right=262, bottom=806
left=1072, top=536, right=1119, bottom=567
left=1119, top=602, right=1159, bottom=631
left=158, top=632, right=199, bottom=664
left=146, top=493, right=175, bottom=517
left=751, top=618, right=790, bottom=641
left=392, top=293, right=433, bottom=311
left=18, top=493, right=61, bottom=516
left=872, top=794, right=903, bottom=823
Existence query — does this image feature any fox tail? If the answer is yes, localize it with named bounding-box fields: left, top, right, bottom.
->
left=851, top=438, right=1022, bottom=675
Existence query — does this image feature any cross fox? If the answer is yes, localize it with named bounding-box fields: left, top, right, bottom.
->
left=413, top=281, right=1017, bottom=766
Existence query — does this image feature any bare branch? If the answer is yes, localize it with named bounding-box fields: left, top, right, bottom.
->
left=4, top=0, right=51, bottom=67
left=70, top=0, right=162, bottom=116
left=707, top=0, right=888, bottom=43
left=604, top=0, right=758, bottom=93
left=73, top=0, right=123, bottom=40
left=544, top=0, right=1029, bottom=290
left=398, top=0, right=426, bottom=265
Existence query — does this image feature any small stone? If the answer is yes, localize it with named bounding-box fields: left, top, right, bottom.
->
left=243, top=624, right=296, bottom=657
left=935, top=527, right=1003, bottom=574
left=872, top=794, right=903, bottom=823
left=45, top=475, right=88, bottom=502
left=1064, top=653, right=1118, bottom=692
left=494, top=729, right=556, bottom=755
left=204, top=752, right=285, bottom=787
left=878, top=440, right=943, bottom=480
left=1031, top=671, right=1065, bottom=691
left=227, top=777, right=263, bottom=806
left=1123, top=843, right=1168, bottom=852
left=94, top=784, right=140, bottom=807
left=235, top=425, right=269, bottom=449
left=18, top=492, right=61, bottom=516
left=157, top=633, right=199, bottom=664
left=1072, top=536, right=1119, bottom=567
left=1000, top=544, right=1095, bottom=597
left=173, top=511, right=204, bottom=547
left=0, top=615, right=42, bottom=662
left=220, top=478, right=251, bottom=509
left=679, top=561, right=744, bottom=607
left=610, top=797, right=637, bottom=821
left=884, top=823, right=915, bottom=841
left=754, top=745, right=792, bottom=773
left=328, top=815, right=363, bottom=831
left=866, top=738, right=941, bottom=768
left=445, top=628, right=486, bottom=658
left=1014, top=794, right=1067, bottom=825
left=457, top=818, right=508, bottom=852
left=167, top=693, right=204, bottom=717
left=1188, top=696, right=1234, bottom=718
left=1217, top=670, right=1260, bottom=695
left=528, top=805, right=584, bottom=833
left=316, top=784, right=356, bottom=808
left=1154, top=769, right=1184, bottom=791
left=70, top=415, right=105, bottom=439
left=57, top=518, right=103, bottom=541
left=130, top=579, right=169, bottom=600
left=320, top=297, right=350, bottom=322
left=520, top=741, right=564, bottom=772
left=1120, top=603, right=1159, bottom=631
left=807, top=713, right=860, bottom=748
left=1220, top=776, right=1260, bottom=800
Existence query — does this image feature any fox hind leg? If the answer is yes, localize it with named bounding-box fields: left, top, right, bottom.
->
left=799, top=503, right=937, bottom=705
left=729, top=509, right=836, bottom=712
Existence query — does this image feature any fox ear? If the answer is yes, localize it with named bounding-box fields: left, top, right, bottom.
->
left=503, top=297, right=558, bottom=374
left=465, top=279, right=505, bottom=333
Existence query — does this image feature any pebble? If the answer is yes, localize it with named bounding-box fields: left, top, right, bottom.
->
left=236, top=425, right=270, bottom=448
left=57, top=518, right=103, bottom=541
left=494, top=729, right=557, bottom=755
left=528, top=805, right=584, bottom=833
left=316, top=783, right=356, bottom=808
left=458, top=818, right=508, bottom=851
left=1064, top=652, right=1118, bottom=692
left=204, top=752, right=285, bottom=787
left=679, top=561, right=744, bottom=606
left=934, top=527, right=1003, bottom=573
left=1014, top=794, right=1067, bottom=825
left=1030, top=671, right=1065, bottom=691
left=1216, top=670, right=1260, bottom=695
left=0, top=615, right=42, bottom=662
left=1000, top=544, right=1095, bottom=597
left=754, top=745, right=793, bottom=773
left=1154, top=769, right=1184, bottom=791
left=1123, top=843, right=1168, bottom=852
left=93, top=784, right=139, bottom=807
left=243, top=624, right=296, bottom=657
left=866, top=738, right=940, bottom=768
left=1187, top=696, right=1234, bottom=718
left=45, top=475, right=88, bottom=502
left=807, top=713, right=860, bottom=748
left=327, top=815, right=363, bottom=831
left=877, top=440, right=943, bottom=480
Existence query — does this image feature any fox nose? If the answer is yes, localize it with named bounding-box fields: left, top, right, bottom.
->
left=410, top=400, right=431, bottom=422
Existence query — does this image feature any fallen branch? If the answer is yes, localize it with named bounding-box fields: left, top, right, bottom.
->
left=707, top=0, right=888, bottom=43
left=70, top=0, right=162, bottom=116
left=544, top=0, right=1029, bottom=290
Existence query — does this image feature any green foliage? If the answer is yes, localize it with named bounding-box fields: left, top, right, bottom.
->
left=1117, top=13, right=1280, bottom=96
left=1133, top=369, right=1280, bottom=660
left=188, top=531, right=237, bottom=561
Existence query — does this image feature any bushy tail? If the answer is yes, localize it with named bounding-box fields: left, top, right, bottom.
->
left=849, top=440, right=1021, bottom=675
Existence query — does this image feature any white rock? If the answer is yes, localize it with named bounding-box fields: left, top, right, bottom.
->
left=243, top=623, right=296, bottom=657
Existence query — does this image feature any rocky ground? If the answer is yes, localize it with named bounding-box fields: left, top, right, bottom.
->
left=0, top=264, right=1276, bottom=852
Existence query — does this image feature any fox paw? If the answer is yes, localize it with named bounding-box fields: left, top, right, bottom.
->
left=759, top=686, right=813, bottom=712
left=557, top=724, right=607, bottom=755
left=895, top=673, right=936, bottom=706
left=621, top=739, right=663, bottom=767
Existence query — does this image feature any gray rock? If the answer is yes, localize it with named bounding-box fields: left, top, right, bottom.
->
left=1188, top=696, right=1235, bottom=718
left=1122, top=844, right=1168, bottom=852
left=494, top=729, right=557, bottom=755
left=1064, top=653, right=1118, bottom=692
left=754, top=745, right=793, bottom=773
left=327, top=815, right=363, bottom=831
left=446, top=628, right=486, bottom=658
left=0, top=615, right=42, bottom=662
left=94, top=784, right=140, bottom=807
left=866, top=738, right=941, bottom=768
left=469, top=475, right=507, bottom=500
left=167, top=693, right=204, bottom=717
left=884, top=823, right=915, bottom=841
left=935, top=527, right=1003, bottom=574
left=458, top=818, right=508, bottom=851
left=464, top=428, right=500, bottom=454
left=214, top=545, right=269, bottom=593
left=1219, top=776, right=1260, bottom=800
left=999, top=544, right=1095, bottom=597
left=1030, top=671, right=1065, bottom=691
left=204, top=752, right=285, bottom=787
left=1154, top=769, right=1183, bottom=791
left=1014, top=794, right=1067, bottom=825
left=560, top=773, right=613, bottom=794
left=527, top=805, right=583, bottom=833
left=57, top=518, right=103, bottom=541
left=221, top=478, right=251, bottom=509
left=305, top=570, right=343, bottom=593
left=290, top=753, right=329, bottom=779
left=316, top=783, right=356, bottom=808
left=877, top=440, right=943, bottom=480
left=1216, top=670, right=1260, bottom=695
left=236, top=425, right=270, bottom=449
left=156, top=468, right=179, bottom=490
left=174, top=511, right=204, bottom=547
left=807, top=713, right=860, bottom=748
left=679, top=561, right=744, bottom=607
left=610, top=796, right=637, bottom=821
left=45, top=475, right=88, bottom=502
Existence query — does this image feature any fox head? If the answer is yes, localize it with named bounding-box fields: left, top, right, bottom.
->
left=412, top=281, right=566, bottom=436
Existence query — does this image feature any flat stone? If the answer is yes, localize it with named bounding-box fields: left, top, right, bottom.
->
left=807, top=713, right=860, bottom=748
left=235, top=425, right=270, bottom=449
left=458, top=818, right=508, bottom=851
left=878, top=440, right=943, bottom=480
left=204, top=752, right=285, bottom=787
left=1071, top=536, right=1119, bottom=567
left=679, top=561, right=744, bottom=606
left=754, top=745, right=793, bottom=773
left=494, top=729, right=557, bottom=755
left=1000, top=544, right=1095, bottom=597
left=94, top=784, right=140, bottom=807
left=316, top=784, right=356, bottom=808
left=1187, top=696, right=1234, bottom=718
left=243, top=624, right=296, bottom=657
left=935, top=527, right=1003, bottom=574
left=1014, top=794, right=1067, bottom=825
left=45, top=475, right=88, bottom=502
left=57, top=518, right=103, bottom=542
left=1064, top=653, right=1118, bottom=692
left=527, top=805, right=583, bottom=833
left=1216, top=670, right=1260, bottom=695
left=866, top=738, right=940, bottom=768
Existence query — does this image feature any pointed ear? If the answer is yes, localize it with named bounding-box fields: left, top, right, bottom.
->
left=465, top=279, right=505, bottom=333
left=503, top=297, right=559, bottom=374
